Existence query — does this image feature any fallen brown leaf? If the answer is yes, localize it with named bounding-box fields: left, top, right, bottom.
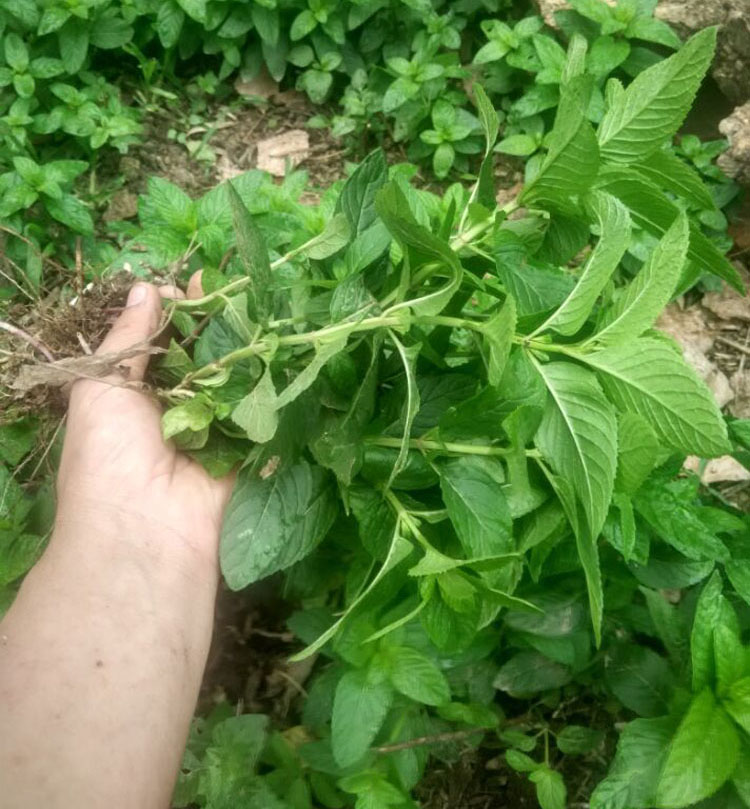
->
left=256, top=130, right=309, bottom=177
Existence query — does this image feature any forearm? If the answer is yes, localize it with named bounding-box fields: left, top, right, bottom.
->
left=0, top=518, right=217, bottom=809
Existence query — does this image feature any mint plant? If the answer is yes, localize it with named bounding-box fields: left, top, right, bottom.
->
left=95, top=28, right=747, bottom=809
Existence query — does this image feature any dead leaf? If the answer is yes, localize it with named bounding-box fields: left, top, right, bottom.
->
left=234, top=66, right=278, bottom=100
left=12, top=345, right=162, bottom=392
left=684, top=454, right=750, bottom=483
left=215, top=152, right=243, bottom=182
left=256, top=130, right=309, bottom=177
left=730, top=370, right=750, bottom=418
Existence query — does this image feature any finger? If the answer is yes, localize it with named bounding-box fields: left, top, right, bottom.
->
left=96, top=283, right=162, bottom=382
left=159, top=284, right=186, bottom=301
left=187, top=271, right=204, bottom=301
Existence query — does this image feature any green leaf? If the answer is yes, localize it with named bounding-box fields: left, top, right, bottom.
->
left=641, top=586, right=688, bottom=663
left=655, top=689, right=739, bottom=807
left=724, top=677, right=750, bottom=735
left=290, top=9, right=317, bottom=40
left=90, top=13, right=133, bottom=49
left=337, top=149, right=388, bottom=235
left=537, top=191, right=630, bottom=336
left=231, top=365, right=278, bottom=443
left=438, top=456, right=513, bottom=558
left=220, top=462, right=338, bottom=589
left=473, top=84, right=499, bottom=153
left=176, top=0, right=206, bottom=23
left=228, top=181, right=272, bottom=322
left=162, top=396, right=213, bottom=441
left=635, top=478, right=730, bottom=562
left=714, top=622, right=744, bottom=695
left=521, top=76, right=600, bottom=208
left=45, top=194, right=94, bottom=235
left=581, top=338, right=730, bottom=457
left=480, top=295, right=516, bottom=386
left=494, top=651, right=571, bottom=696
left=635, top=149, right=716, bottom=211
left=387, top=335, right=420, bottom=487
left=595, top=167, right=743, bottom=291
left=529, top=767, right=567, bottom=809
left=556, top=725, right=604, bottom=755
left=597, top=28, right=717, bottom=163
left=0, top=418, right=37, bottom=465
left=388, top=646, right=451, bottom=706
left=155, top=1, right=184, bottom=48
left=505, top=750, right=539, bottom=772
left=4, top=33, right=28, bottom=72
left=277, top=335, right=349, bottom=409
left=534, top=360, right=617, bottom=539
left=331, top=669, right=393, bottom=767
left=591, top=211, right=688, bottom=345
left=590, top=717, right=674, bottom=809
left=615, top=412, right=659, bottom=494
left=375, top=182, right=462, bottom=316
left=690, top=571, right=725, bottom=692
left=496, top=134, right=538, bottom=157
left=58, top=19, right=88, bottom=73
left=626, top=16, right=681, bottom=49
left=606, top=645, right=673, bottom=717
left=305, top=214, right=351, bottom=260
left=38, top=6, right=70, bottom=35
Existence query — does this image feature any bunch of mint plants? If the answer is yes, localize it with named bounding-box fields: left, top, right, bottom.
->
left=98, top=27, right=750, bottom=809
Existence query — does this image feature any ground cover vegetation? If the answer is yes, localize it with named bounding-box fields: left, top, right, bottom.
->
left=2, top=1, right=750, bottom=808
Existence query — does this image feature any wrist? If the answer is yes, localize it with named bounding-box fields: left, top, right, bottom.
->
left=52, top=497, right=220, bottom=590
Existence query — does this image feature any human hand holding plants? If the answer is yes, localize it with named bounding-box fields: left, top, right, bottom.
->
left=0, top=278, right=232, bottom=809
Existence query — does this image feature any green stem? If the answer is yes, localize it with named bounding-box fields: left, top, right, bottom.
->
left=369, top=436, right=540, bottom=459
left=175, top=314, right=405, bottom=387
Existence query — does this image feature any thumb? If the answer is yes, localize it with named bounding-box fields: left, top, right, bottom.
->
left=95, top=283, right=162, bottom=382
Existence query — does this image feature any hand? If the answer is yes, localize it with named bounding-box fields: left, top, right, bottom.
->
left=0, top=279, right=233, bottom=809
left=56, top=280, right=233, bottom=578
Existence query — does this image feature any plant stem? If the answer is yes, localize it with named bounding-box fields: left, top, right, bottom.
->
left=368, top=436, right=540, bottom=459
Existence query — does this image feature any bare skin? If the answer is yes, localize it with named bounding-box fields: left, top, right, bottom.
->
left=0, top=281, right=232, bottom=809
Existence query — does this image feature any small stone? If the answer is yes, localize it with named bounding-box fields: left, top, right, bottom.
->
left=103, top=189, right=138, bottom=222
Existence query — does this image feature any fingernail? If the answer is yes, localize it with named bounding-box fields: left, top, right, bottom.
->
left=127, top=284, right=148, bottom=307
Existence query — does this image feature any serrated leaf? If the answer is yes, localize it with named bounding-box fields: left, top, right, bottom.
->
left=438, top=456, right=513, bottom=558
left=534, top=360, right=617, bottom=539
left=337, top=149, right=388, bottom=235
left=581, top=338, right=729, bottom=457
left=595, top=165, right=743, bottom=291
left=231, top=364, right=278, bottom=443
left=228, top=181, right=272, bottom=322
left=590, top=717, right=674, bottom=809
left=521, top=77, right=599, bottom=208
left=635, top=149, right=715, bottom=211
left=376, top=182, right=462, bottom=316
left=332, top=670, right=393, bottom=767
left=529, top=767, right=567, bottom=809
left=537, top=191, right=630, bottom=336
left=597, top=28, right=717, bottom=163
left=690, top=570, right=724, bottom=692
left=655, top=688, right=739, bottom=808
left=615, top=411, right=659, bottom=494
left=276, top=335, right=349, bottom=409
left=481, top=295, right=516, bottom=385
left=591, top=212, right=688, bottom=345
left=220, top=461, right=338, bottom=590
left=305, top=213, right=351, bottom=260
left=389, top=646, right=451, bottom=706
left=387, top=334, right=420, bottom=487
left=473, top=84, right=499, bottom=154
